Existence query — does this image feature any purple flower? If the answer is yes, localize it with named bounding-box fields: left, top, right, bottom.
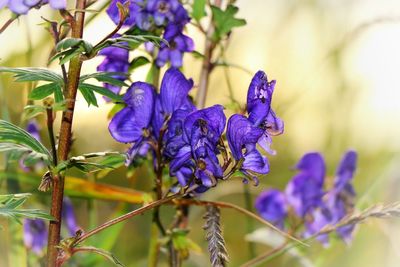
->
left=97, top=43, right=129, bottom=97
left=109, top=82, right=155, bottom=163
left=62, top=197, right=80, bottom=236
left=255, top=189, right=288, bottom=229
left=285, top=153, right=326, bottom=217
left=226, top=114, right=269, bottom=176
left=169, top=105, right=226, bottom=188
left=20, top=120, right=44, bottom=171
left=153, top=68, right=194, bottom=138
left=23, top=219, right=48, bottom=255
left=246, top=71, right=284, bottom=155
left=107, top=0, right=189, bottom=30
left=156, top=23, right=194, bottom=68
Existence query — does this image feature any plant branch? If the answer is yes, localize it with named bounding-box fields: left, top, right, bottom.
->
left=172, top=199, right=308, bottom=247
left=0, top=16, right=19, bottom=35
left=75, top=193, right=182, bottom=244
left=46, top=1, right=87, bottom=266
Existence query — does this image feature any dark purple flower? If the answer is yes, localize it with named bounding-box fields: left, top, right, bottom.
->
left=285, top=152, right=325, bottom=217
left=62, top=197, right=80, bottom=236
left=226, top=114, right=269, bottom=175
left=97, top=44, right=129, bottom=97
left=255, top=189, right=288, bottom=229
left=156, top=23, right=194, bottom=68
left=246, top=71, right=284, bottom=154
left=23, top=219, right=48, bottom=255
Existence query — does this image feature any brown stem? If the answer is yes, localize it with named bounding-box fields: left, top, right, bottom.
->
left=46, top=1, right=87, bottom=266
left=45, top=100, right=58, bottom=166
left=195, top=25, right=216, bottom=109
left=0, top=16, right=18, bottom=35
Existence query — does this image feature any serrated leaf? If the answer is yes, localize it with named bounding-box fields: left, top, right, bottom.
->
left=0, top=120, right=52, bottom=166
left=0, top=67, right=64, bottom=84
left=129, top=56, right=150, bottom=71
left=80, top=72, right=128, bottom=87
left=211, top=4, right=246, bottom=41
left=0, top=193, right=54, bottom=223
left=56, top=38, right=93, bottom=54
left=28, top=83, right=57, bottom=100
left=78, top=86, right=98, bottom=107
left=192, top=0, right=207, bottom=21
left=79, top=83, right=122, bottom=102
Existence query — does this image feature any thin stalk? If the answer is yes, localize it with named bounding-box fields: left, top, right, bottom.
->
left=45, top=103, right=58, bottom=166
left=243, top=185, right=256, bottom=258
left=46, top=0, right=87, bottom=266
left=0, top=16, right=18, bottom=35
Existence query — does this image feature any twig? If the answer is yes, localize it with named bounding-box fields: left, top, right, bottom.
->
left=0, top=16, right=19, bottom=35
left=46, top=1, right=87, bottom=266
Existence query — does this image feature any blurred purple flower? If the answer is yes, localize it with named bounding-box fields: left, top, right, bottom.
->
left=62, top=197, right=80, bottom=236
left=19, top=120, right=44, bottom=172
left=23, top=219, right=48, bottom=255
left=97, top=43, right=129, bottom=98
left=2, top=0, right=66, bottom=14
left=285, top=152, right=326, bottom=217
left=255, top=189, right=288, bottom=229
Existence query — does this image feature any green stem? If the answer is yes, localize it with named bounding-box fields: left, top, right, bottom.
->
left=243, top=185, right=256, bottom=258
left=46, top=1, right=87, bottom=266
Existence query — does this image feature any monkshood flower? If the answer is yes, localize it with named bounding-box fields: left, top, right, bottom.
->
left=107, top=0, right=189, bottom=30
left=97, top=42, right=129, bottom=97
left=109, top=82, right=155, bottom=164
left=23, top=218, right=48, bottom=255
left=255, top=189, right=287, bottom=229
left=169, top=105, right=226, bottom=189
left=226, top=114, right=269, bottom=180
left=62, top=197, right=80, bottom=236
left=156, top=23, right=194, bottom=68
left=1, top=0, right=66, bottom=15
left=246, top=71, right=284, bottom=155
left=285, top=152, right=326, bottom=218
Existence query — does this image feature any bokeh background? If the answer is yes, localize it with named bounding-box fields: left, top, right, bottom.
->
left=1, top=0, right=400, bottom=266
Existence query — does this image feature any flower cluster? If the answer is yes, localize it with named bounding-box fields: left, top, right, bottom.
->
left=105, top=0, right=193, bottom=68
left=226, top=71, right=284, bottom=184
left=23, top=197, right=79, bottom=255
left=255, top=151, right=358, bottom=245
left=109, top=69, right=283, bottom=192
left=0, top=0, right=66, bottom=14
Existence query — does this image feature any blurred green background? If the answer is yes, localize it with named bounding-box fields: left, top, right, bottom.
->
left=1, top=0, right=400, bottom=266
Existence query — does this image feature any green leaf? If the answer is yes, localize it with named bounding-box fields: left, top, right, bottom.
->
left=78, top=86, right=98, bottom=107
left=192, top=0, right=207, bottom=21
left=129, top=56, right=150, bottom=71
left=211, top=4, right=246, bottom=41
left=28, top=83, right=58, bottom=100
left=79, top=83, right=123, bottom=102
left=54, top=85, right=64, bottom=103
left=74, top=246, right=125, bottom=267
left=0, top=67, right=64, bottom=84
left=80, top=72, right=128, bottom=87
left=56, top=38, right=93, bottom=54
left=0, top=193, right=54, bottom=223
left=0, top=120, right=52, bottom=166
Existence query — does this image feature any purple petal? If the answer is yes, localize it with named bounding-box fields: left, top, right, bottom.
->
left=334, top=150, right=357, bottom=191
left=242, top=145, right=269, bottom=174
left=160, top=68, right=193, bottom=115
left=62, top=197, right=79, bottom=236
left=108, top=107, right=143, bottom=143
left=296, top=152, right=326, bottom=185
left=8, top=0, right=30, bottom=14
